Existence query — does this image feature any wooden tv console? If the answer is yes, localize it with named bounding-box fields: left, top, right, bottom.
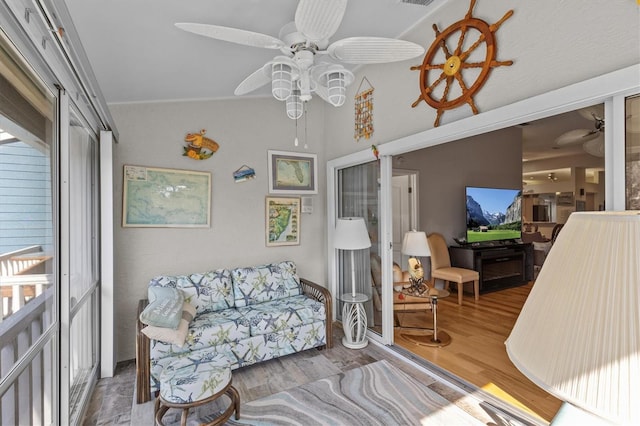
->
left=449, top=242, right=534, bottom=293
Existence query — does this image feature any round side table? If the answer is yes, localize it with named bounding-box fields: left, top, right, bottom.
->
left=400, top=288, right=452, bottom=347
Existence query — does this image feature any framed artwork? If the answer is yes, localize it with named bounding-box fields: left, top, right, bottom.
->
left=268, top=150, right=317, bottom=194
left=122, top=165, right=211, bottom=227
left=266, top=196, right=301, bottom=246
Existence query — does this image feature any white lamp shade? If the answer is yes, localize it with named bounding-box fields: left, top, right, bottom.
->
left=401, top=230, right=431, bottom=257
left=334, top=217, right=371, bottom=250
left=505, top=211, right=640, bottom=424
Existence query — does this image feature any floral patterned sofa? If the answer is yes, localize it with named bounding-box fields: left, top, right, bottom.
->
left=135, top=260, right=332, bottom=404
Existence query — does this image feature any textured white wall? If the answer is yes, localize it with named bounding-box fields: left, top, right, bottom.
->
left=324, top=0, right=640, bottom=159
left=110, top=97, right=326, bottom=361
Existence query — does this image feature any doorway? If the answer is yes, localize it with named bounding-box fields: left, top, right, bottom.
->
left=391, top=171, right=418, bottom=266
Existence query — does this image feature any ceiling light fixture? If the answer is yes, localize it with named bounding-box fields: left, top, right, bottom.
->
left=254, top=56, right=356, bottom=119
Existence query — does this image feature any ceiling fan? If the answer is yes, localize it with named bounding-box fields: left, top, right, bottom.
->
left=555, top=105, right=605, bottom=157
left=175, top=0, right=425, bottom=119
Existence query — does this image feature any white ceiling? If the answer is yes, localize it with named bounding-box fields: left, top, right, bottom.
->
left=65, top=0, right=440, bottom=104
left=63, top=0, right=604, bottom=184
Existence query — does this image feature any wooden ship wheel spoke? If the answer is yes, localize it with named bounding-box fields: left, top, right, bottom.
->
left=411, top=0, right=514, bottom=127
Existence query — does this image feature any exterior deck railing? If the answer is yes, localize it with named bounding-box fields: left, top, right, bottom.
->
left=0, top=246, right=53, bottom=321
left=0, top=287, right=54, bottom=425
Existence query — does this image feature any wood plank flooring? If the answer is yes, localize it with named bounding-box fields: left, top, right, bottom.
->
left=84, top=282, right=560, bottom=425
left=392, top=282, right=562, bottom=422
left=83, top=326, right=536, bottom=425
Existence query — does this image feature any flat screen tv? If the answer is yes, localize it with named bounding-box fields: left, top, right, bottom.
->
left=465, top=186, right=522, bottom=243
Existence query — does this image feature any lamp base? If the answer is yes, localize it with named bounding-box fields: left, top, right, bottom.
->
left=342, top=336, right=369, bottom=349
left=340, top=293, right=369, bottom=350
left=401, top=331, right=452, bottom=347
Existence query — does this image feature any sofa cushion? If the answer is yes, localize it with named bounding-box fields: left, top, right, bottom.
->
left=231, top=261, right=301, bottom=307
left=186, top=309, right=250, bottom=351
left=237, top=294, right=325, bottom=336
left=149, top=269, right=234, bottom=314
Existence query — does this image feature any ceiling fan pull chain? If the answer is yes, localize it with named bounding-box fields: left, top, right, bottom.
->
left=304, top=102, right=309, bottom=150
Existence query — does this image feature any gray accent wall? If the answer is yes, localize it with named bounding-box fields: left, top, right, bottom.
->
left=393, top=127, right=523, bottom=246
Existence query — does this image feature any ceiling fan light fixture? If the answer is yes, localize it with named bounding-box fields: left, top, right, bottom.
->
left=327, top=71, right=347, bottom=106
left=271, top=62, right=293, bottom=101
left=286, top=89, right=303, bottom=120
left=315, top=65, right=353, bottom=107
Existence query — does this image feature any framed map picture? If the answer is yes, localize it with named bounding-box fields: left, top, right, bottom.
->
left=122, top=165, right=211, bottom=227
left=268, top=150, right=317, bottom=194
left=266, top=196, right=300, bottom=246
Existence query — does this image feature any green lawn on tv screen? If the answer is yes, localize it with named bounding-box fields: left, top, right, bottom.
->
left=467, top=229, right=521, bottom=243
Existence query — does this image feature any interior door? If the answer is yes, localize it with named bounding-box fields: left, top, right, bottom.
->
left=392, top=175, right=410, bottom=266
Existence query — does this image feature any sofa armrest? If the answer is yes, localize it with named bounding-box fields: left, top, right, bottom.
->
left=135, top=299, right=152, bottom=404
left=300, top=278, right=333, bottom=349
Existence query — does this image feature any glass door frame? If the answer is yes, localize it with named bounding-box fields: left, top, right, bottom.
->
left=327, top=64, right=640, bottom=346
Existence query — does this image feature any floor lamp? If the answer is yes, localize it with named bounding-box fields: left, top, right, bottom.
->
left=506, top=211, right=640, bottom=425
left=334, top=217, right=371, bottom=349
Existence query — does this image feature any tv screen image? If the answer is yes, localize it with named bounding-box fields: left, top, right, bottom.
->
left=465, top=186, right=522, bottom=243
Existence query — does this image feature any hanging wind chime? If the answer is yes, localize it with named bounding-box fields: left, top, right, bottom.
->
left=354, top=77, right=374, bottom=141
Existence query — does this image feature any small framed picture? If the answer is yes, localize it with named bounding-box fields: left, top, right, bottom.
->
left=265, top=196, right=301, bottom=247
left=268, top=150, right=317, bottom=194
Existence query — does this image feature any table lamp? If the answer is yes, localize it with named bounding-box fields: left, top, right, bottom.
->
left=505, top=211, right=640, bottom=425
left=401, top=230, right=431, bottom=293
left=334, top=217, right=371, bottom=349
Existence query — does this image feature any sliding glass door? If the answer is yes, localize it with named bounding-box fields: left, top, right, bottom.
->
left=336, top=161, right=383, bottom=337
left=0, top=25, right=101, bottom=425
left=0, top=34, right=57, bottom=425
left=60, top=109, right=100, bottom=424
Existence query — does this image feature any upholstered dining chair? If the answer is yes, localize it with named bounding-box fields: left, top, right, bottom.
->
left=427, top=233, right=480, bottom=305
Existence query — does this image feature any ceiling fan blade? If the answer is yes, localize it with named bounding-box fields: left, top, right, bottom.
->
left=295, top=0, right=347, bottom=42
left=555, top=128, right=599, bottom=146
left=175, top=23, right=285, bottom=50
left=313, top=85, right=331, bottom=104
left=583, top=137, right=604, bottom=157
left=577, top=104, right=604, bottom=122
left=234, top=66, right=272, bottom=96
left=327, top=37, right=424, bottom=64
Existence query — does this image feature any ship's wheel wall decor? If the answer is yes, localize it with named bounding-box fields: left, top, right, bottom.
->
left=411, top=0, right=514, bottom=127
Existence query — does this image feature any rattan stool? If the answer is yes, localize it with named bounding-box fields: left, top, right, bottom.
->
left=155, top=354, right=240, bottom=426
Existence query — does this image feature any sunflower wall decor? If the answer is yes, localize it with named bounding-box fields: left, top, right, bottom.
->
left=411, top=0, right=514, bottom=127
